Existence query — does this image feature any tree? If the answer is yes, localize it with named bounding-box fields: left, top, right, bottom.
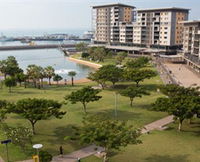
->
left=3, top=126, right=33, bottom=150
left=11, top=98, right=66, bottom=134
left=81, top=52, right=90, bottom=59
left=100, top=65, right=123, bottom=86
left=89, top=65, right=123, bottom=87
left=0, top=60, right=7, bottom=78
left=68, top=71, right=77, bottom=86
left=44, top=66, right=55, bottom=85
left=0, top=100, right=8, bottom=122
left=120, top=86, right=149, bottom=107
left=15, top=72, right=27, bottom=87
left=65, top=86, right=102, bottom=113
left=4, top=77, right=17, bottom=93
left=160, top=84, right=200, bottom=97
left=26, top=65, right=43, bottom=88
left=39, top=150, right=53, bottom=162
left=124, top=69, right=157, bottom=86
left=94, top=47, right=107, bottom=62
left=68, top=115, right=141, bottom=161
left=1, top=56, right=22, bottom=78
left=38, top=66, right=46, bottom=88
left=152, top=85, right=200, bottom=131
left=125, top=57, right=150, bottom=69
left=152, top=96, right=198, bottom=131
left=53, top=74, right=63, bottom=85
left=76, top=42, right=87, bottom=52
left=88, top=71, right=107, bottom=89
left=88, top=47, right=107, bottom=62
left=116, top=52, right=128, bottom=65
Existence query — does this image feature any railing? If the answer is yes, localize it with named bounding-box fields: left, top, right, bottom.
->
left=184, top=53, right=200, bottom=65
left=155, top=59, right=183, bottom=85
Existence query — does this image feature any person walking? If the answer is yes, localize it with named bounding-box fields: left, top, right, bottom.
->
left=59, top=146, right=63, bottom=157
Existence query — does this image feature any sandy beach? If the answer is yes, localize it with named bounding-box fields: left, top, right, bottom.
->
left=53, top=57, right=102, bottom=84
left=68, top=57, right=102, bottom=69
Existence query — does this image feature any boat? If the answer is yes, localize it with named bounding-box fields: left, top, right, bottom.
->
left=20, top=39, right=32, bottom=43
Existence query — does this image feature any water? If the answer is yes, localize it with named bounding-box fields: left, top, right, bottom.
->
left=0, top=49, right=94, bottom=80
left=0, top=40, right=88, bottom=46
left=0, top=28, right=87, bottom=37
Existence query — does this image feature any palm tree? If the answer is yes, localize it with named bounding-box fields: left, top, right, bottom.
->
left=68, top=71, right=77, bottom=86
left=26, top=65, right=43, bottom=89
left=26, top=65, right=38, bottom=88
left=53, top=74, right=63, bottom=85
left=44, top=66, right=55, bottom=85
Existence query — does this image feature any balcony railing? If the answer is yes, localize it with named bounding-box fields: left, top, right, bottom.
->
left=184, top=53, right=200, bottom=65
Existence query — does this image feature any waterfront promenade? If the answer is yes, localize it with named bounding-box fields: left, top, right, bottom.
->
left=164, top=63, right=200, bottom=87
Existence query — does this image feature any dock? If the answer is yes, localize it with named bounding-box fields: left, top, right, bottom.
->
left=0, top=44, right=77, bottom=51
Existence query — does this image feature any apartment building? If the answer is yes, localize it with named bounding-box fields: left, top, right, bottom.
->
left=92, top=3, right=135, bottom=44
left=182, top=21, right=200, bottom=72
left=133, top=8, right=189, bottom=49
left=119, top=22, right=134, bottom=44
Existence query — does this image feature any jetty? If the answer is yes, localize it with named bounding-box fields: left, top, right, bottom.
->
left=0, top=44, right=77, bottom=51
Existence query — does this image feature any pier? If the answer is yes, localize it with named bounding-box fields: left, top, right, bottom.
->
left=0, top=44, right=77, bottom=51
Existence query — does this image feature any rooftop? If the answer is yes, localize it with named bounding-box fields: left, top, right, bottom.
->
left=92, top=3, right=135, bottom=9
left=136, top=7, right=190, bottom=12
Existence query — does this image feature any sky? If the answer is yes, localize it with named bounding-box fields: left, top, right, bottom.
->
left=0, top=0, right=199, bottom=31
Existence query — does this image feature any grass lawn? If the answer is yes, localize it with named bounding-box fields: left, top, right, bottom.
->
left=0, top=74, right=167, bottom=161
left=83, top=120, right=200, bottom=162
left=1, top=56, right=199, bottom=162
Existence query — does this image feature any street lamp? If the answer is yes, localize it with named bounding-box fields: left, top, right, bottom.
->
left=1, top=139, right=11, bottom=162
left=33, top=144, right=43, bottom=155
left=114, top=92, right=119, bottom=117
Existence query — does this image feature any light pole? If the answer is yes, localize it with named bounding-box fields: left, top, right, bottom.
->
left=114, top=92, right=119, bottom=117
left=33, top=144, right=43, bottom=156
left=1, top=139, right=11, bottom=162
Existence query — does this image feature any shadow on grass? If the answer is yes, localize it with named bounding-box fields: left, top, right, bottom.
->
left=52, top=124, right=82, bottom=149
left=90, top=109, right=141, bottom=121
left=141, top=84, right=162, bottom=91
left=47, top=85, right=85, bottom=91
left=182, top=122, right=200, bottom=136
left=145, top=154, right=189, bottom=162
left=136, top=103, right=153, bottom=110
left=13, top=91, right=41, bottom=95
left=107, top=83, right=161, bottom=92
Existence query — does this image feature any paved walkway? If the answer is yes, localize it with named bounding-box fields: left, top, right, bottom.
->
left=52, top=145, right=104, bottom=162
left=164, top=63, right=200, bottom=87
left=0, top=157, right=4, bottom=162
left=141, top=115, right=174, bottom=134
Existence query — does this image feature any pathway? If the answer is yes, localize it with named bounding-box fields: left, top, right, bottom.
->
left=164, top=63, right=200, bottom=87
left=141, top=115, right=174, bottom=134
left=52, top=145, right=104, bottom=162
left=0, top=157, right=4, bottom=162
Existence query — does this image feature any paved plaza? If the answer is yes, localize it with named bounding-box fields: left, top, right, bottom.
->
left=164, top=63, right=200, bottom=87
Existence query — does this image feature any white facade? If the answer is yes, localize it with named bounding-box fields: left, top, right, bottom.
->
left=183, top=21, right=200, bottom=59
left=92, top=3, right=135, bottom=44
left=133, top=8, right=189, bottom=48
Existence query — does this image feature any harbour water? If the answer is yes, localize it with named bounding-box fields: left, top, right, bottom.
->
left=0, top=49, right=94, bottom=80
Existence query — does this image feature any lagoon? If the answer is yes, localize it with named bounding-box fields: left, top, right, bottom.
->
left=0, top=49, right=94, bottom=80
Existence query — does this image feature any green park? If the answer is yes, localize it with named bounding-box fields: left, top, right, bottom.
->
left=0, top=44, right=200, bottom=162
